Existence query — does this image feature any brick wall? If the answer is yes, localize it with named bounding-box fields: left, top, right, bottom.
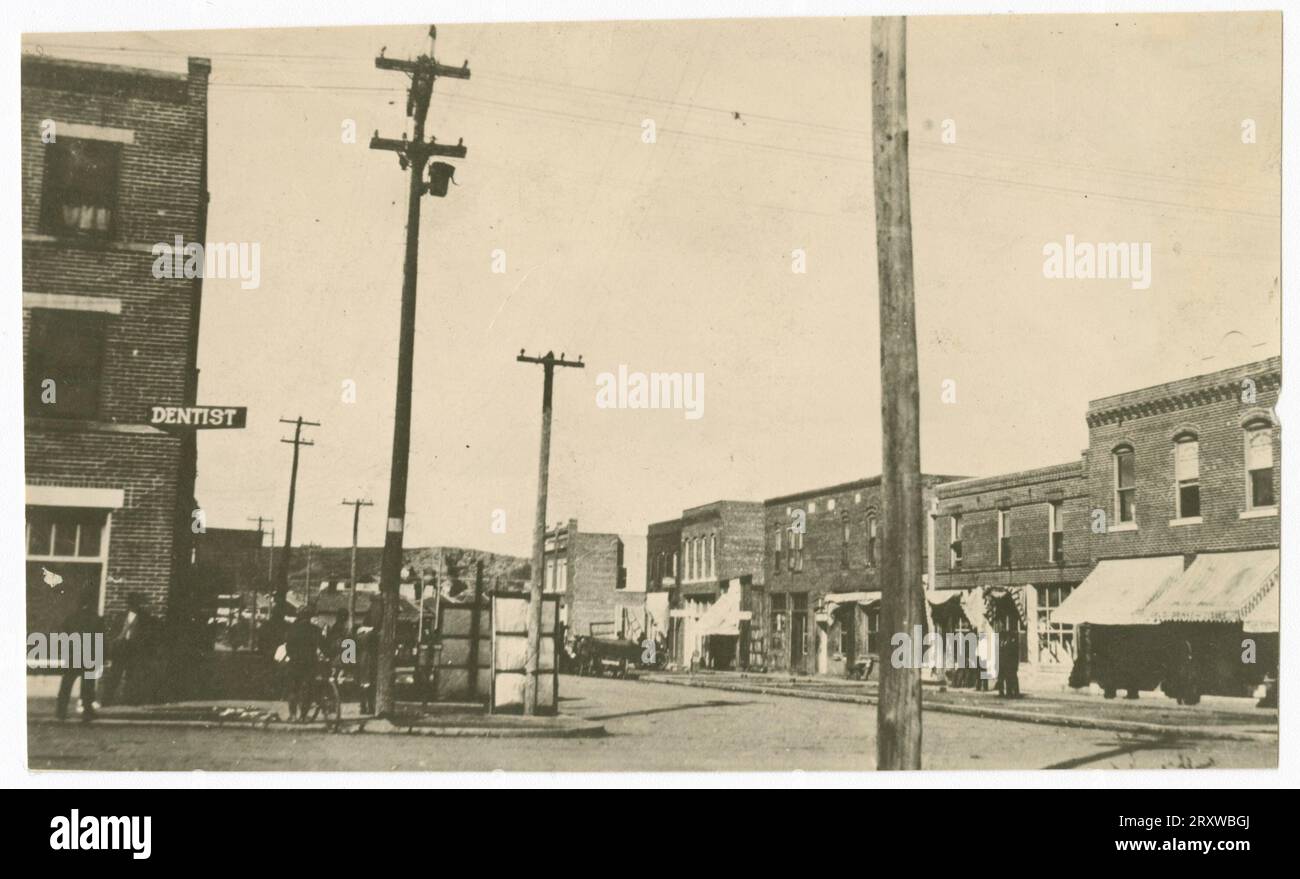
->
left=1085, top=358, right=1280, bottom=560
left=934, top=460, right=1091, bottom=590
left=22, top=55, right=209, bottom=628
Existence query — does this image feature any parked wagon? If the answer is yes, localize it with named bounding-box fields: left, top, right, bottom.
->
left=574, top=634, right=642, bottom=678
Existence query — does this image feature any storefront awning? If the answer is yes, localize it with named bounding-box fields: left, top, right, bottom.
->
left=1053, top=556, right=1185, bottom=626
left=824, top=591, right=881, bottom=612
left=696, top=585, right=751, bottom=636
left=1147, top=549, right=1279, bottom=626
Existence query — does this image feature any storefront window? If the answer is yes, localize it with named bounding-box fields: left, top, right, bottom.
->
left=1035, top=583, right=1075, bottom=664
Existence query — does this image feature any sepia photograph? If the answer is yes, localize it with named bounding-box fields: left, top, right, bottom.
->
left=8, top=0, right=1289, bottom=796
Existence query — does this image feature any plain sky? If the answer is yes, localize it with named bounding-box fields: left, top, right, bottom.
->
left=25, top=12, right=1281, bottom=587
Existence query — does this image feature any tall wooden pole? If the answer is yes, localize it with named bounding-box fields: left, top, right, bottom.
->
left=872, top=16, right=924, bottom=770
left=517, top=350, right=583, bottom=714
left=342, top=498, right=373, bottom=632
left=370, top=26, right=470, bottom=718
left=273, top=416, right=318, bottom=623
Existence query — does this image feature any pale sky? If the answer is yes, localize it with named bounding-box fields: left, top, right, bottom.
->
left=26, top=13, right=1281, bottom=588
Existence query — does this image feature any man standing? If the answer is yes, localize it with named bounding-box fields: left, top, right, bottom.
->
left=284, top=603, right=321, bottom=722
left=998, top=628, right=1022, bottom=698
left=104, top=592, right=152, bottom=705
left=56, top=589, right=104, bottom=722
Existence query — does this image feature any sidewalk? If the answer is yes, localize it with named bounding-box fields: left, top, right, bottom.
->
left=637, top=670, right=1278, bottom=742
left=26, top=696, right=605, bottom=739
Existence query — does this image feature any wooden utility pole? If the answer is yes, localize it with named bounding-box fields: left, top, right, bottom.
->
left=517, top=350, right=584, bottom=715
left=370, top=25, right=470, bottom=718
left=246, top=515, right=272, bottom=650
left=273, top=416, right=318, bottom=622
left=872, top=16, right=924, bottom=770
left=341, top=499, right=373, bottom=632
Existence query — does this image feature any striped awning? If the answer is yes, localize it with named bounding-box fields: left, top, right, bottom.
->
left=1053, top=556, right=1186, bottom=626
left=1147, top=549, right=1279, bottom=626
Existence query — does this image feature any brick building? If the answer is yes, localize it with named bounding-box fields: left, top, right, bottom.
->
left=542, top=520, right=635, bottom=643
left=762, top=475, right=963, bottom=676
left=22, top=55, right=211, bottom=643
left=1056, top=357, right=1280, bottom=697
left=646, top=501, right=766, bottom=669
left=930, top=461, right=1092, bottom=676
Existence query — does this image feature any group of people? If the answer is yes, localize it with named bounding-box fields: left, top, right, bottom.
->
left=280, top=604, right=380, bottom=722
left=56, top=590, right=156, bottom=722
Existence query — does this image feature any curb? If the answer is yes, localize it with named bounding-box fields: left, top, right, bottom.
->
left=29, top=715, right=606, bottom=740
left=637, top=676, right=1277, bottom=743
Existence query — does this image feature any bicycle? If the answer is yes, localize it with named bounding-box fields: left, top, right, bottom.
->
left=300, top=662, right=343, bottom=731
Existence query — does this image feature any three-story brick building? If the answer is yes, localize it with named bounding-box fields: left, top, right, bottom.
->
left=22, top=55, right=210, bottom=646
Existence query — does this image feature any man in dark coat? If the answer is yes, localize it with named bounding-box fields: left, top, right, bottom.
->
left=56, top=590, right=104, bottom=721
left=997, top=629, right=1022, bottom=698
left=103, top=592, right=153, bottom=705
left=284, top=605, right=321, bottom=722
left=355, top=604, right=379, bottom=716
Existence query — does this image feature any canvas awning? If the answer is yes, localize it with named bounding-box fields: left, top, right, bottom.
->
left=1146, top=549, right=1279, bottom=627
left=1053, top=556, right=1186, bottom=626
left=823, top=591, right=881, bottom=615
left=1243, top=579, right=1280, bottom=634
left=696, top=586, right=750, bottom=636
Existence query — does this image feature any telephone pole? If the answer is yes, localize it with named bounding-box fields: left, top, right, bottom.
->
left=341, top=498, right=373, bottom=632
left=872, top=16, right=924, bottom=770
left=517, top=350, right=584, bottom=715
left=246, top=515, right=272, bottom=650
left=273, top=416, right=319, bottom=623
left=370, top=25, right=470, bottom=717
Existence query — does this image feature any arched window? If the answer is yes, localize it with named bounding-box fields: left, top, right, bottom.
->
left=1113, top=445, right=1136, bottom=524
left=1244, top=420, right=1276, bottom=509
left=868, top=515, right=879, bottom=567
left=1173, top=433, right=1200, bottom=519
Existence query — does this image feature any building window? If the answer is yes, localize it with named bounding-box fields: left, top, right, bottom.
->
left=769, top=594, right=787, bottom=655
left=867, top=515, right=879, bottom=567
left=788, top=528, right=804, bottom=573
left=26, top=507, right=108, bottom=636
left=1048, top=501, right=1064, bottom=563
left=672, top=551, right=678, bottom=581
left=997, top=509, right=1011, bottom=569
left=949, top=514, right=963, bottom=568
left=41, top=137, right=122, bottom=238
left=1173, top=435, right=1200, bottom=518
left=24, top=309, right=108, bottom=420
left=807, top=501, right=816, bottom=514
left=1245, top=422, right=1276, bottom=509
left=865, top=609, right=880, bottom=656
left=828, top=498, right=836, bottom=512
left=840, top=512, right=850, bottom=568
left=773, top=525, right=783, bottom=573
left=1035, top=584, right=1075, bottom=664
left=1113, top=445, right=1136, bottom=524
left=709, top=533, right=716, bottom=578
